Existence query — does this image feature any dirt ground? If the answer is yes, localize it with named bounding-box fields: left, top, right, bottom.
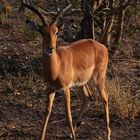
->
left=0, top=1, right=140, bottom=140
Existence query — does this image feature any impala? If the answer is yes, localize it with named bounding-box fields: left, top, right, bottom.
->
left=22, top=2, right=111, bottom=140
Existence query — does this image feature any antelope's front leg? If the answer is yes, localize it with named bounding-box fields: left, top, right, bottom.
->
left=64, top=88, right=76, bottom=140
left=41, top=92, right=55, bottom=140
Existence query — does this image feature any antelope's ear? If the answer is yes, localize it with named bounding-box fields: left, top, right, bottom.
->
left=56, top=18, right=65, bottom=30
left=58, top=23, right=65, bottom=30
left=58, top=19, right=74, bottom=31
left=26, top=20, right=42, bottom=34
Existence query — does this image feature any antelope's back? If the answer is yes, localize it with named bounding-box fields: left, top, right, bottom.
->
left=67, top=39, right=108, bottom=70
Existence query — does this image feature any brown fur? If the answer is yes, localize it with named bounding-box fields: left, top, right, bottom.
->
left=43, top=39, right=108, bottom=90
left=40, top=25, right=111, bottom=140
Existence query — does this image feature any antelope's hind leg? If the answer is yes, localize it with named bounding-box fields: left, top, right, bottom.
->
left=41, top=92, right=55, bottom=140
left=96, top=74, right=111, bottom=140
left=74, top=84, right=90, bottom=132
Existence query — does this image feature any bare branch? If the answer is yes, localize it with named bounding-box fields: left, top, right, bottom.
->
left=52, top=4, right=72, bottom=25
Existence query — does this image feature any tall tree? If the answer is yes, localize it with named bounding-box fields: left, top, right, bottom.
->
left=80, top=0, right=104, bottom=39
left=80, top=0, right=94, bottom=39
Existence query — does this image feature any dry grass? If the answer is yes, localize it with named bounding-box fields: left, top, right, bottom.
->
left=106, top=78, right=140, bottom=119
left=0, top=0, right=12, bottom=24
left=87, top=75, right=140, bottom=119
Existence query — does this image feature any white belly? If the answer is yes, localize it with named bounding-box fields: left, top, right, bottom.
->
left=71, top=80, right=88, bottom=87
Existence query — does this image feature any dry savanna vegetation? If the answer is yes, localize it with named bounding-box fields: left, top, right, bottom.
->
left=0, top=0, right=140, bottom=140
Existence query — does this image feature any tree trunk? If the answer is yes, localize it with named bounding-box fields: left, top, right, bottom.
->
left=100, top=0, right=114, bottom=48
left=100, top=15, right=114, bottom=47
left=114, top=10, right=125, bottom=46
left=80, top=0, right=95, bottom=39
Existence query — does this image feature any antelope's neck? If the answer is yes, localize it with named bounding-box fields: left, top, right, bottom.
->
left=43, top=51, right=59, bottom=82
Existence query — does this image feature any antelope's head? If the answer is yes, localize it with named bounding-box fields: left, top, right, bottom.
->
left=38, top=23, right=59, bottom=54
left=22, top=2, right=71, bottom=54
